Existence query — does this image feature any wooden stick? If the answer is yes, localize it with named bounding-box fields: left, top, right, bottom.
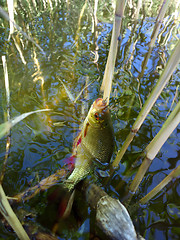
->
left=13, top=169, right=67, bottom=202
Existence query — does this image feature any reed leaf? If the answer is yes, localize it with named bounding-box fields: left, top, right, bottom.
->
left=112, top=39, right=180, bottom=168
left=0, top=109, right=51, bottom=139
left=57, top=77, right=75, bottom=103
left=74, top=79, right=95, bottom=103
left=0, top=185, right=30, bottom=240
left=58, top=77, right=94, bottom=104
left=129, top=101, right=180, bottom=193
left=101, top=0, right=125, bottom=104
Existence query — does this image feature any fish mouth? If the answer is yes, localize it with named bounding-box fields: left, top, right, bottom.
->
left=93, top=98, right=108, bottom=111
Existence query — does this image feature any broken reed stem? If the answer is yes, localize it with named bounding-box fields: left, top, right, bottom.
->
left=112, top=39, right=180, bottom=169
left=138, top=0, right=170, bottom=78
left=101, top=0, right=125, bottom=104
left=0, top=185, right=30, bottom=240
left=139, top=165, right=180, bottom=204
left=0, top=56, right=11, bottom=183
left=129, top=101, right=180, bottom=194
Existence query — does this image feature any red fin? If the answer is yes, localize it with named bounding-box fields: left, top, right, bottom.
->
left=58, top=197, right=69, bottom=218
left=57, top=190, right=75, bottom=218
left=84, top=122, right=89, bottom=137
left=76, top=135, right=82, bottom=146
left=73, top=131, right=82, bottom=151
left=61, top=190, right=75, bottom=218
left=48, top=188, right=74, bottom=220
left=63, top=155, right=75, bottom=172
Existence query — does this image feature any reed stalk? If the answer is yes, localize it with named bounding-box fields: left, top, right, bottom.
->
left=72, top=0, right=88, bottom=78
left=101, top=0, right=125, bottom=104
left=26, top=0, right=34, bottom=15
left=139, top=165, right=180, bottom=204
left=0, top=185, right=30, bottom=240
left=149, top=0, right=170, bottom=48
left=32, top=48, right=46, bottom=105
left=129, top=101, right=180, bottom=193
left=134, top=0, right=142, bottom=21
left=138, top=0, right=170, bottom=78
left=122, top=0, right=142, bottom=76
left=112, top=39, right=180, bottom=169
left=0, top=58, right=30, bottom=239
left=92, top=0, right=99, bottom=63
left=0, top=56, right=11, bottom=183
left=74, top=0, right=88, bottom=49
left=47, top=0, right=53, bottom=11
left=12, top=35, right=27, bottom=65
left=7, top=0, right=14, bottom=39
left=2, top=56, right=10, bottom=110
left=32, top=0, right=37, bottom=11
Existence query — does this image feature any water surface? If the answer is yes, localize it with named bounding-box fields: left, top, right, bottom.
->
left=0, top=1, right=179, bottom=239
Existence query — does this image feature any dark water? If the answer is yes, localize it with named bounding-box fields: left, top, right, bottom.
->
left=0, top=0, right=180, bottom=239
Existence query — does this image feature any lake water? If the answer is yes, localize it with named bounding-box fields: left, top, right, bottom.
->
left=0, top=0, right=180, bottom=239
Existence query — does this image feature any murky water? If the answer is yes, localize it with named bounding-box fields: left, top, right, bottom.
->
left=0, top=0, right=180, bottom=239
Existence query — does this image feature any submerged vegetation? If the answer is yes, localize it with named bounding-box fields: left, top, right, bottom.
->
left=0, top=0, right=180, bottom=239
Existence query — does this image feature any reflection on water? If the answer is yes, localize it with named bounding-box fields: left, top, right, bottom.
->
left=0, top=0, right=179, bottom=239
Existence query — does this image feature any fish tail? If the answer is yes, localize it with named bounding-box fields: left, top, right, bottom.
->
left=64, top=163, right=91, bottom=191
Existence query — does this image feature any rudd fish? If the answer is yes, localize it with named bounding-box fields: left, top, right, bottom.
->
left=64, top=98, right=115, bottom=191
left=45, top=98, right=115, bottom=224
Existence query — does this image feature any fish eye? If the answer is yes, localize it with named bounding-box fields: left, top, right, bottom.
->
left=94, top=112, right=99, bottom=120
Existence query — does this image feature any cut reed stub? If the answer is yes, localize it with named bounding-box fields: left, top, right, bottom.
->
left=93, top=98, right=107, bottom=110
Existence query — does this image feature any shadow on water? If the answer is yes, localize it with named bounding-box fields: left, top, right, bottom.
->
left=0, top=0, right=179, bottom=239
